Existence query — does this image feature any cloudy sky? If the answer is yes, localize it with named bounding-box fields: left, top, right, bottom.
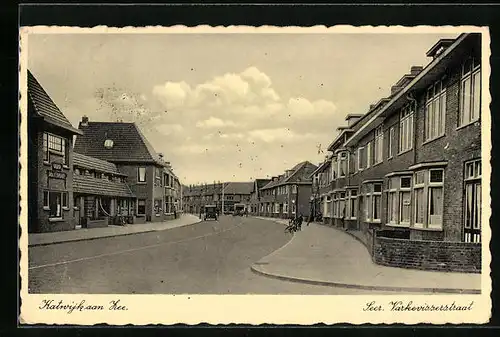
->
left=27, top=31, right=458, bottom=185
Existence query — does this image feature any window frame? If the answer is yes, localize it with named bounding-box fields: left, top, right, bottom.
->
left=459, top=57, right=481, bottom=127
left=399, top=102, right=415, bottom=154
left=388, top=126, right=395, bottom=159
left=43, top=132, right=69, bottom=165
left=424, top=79, right=447, bottom=142
left=138, top=167, right=147, bottom=183
left=374, top=126, right=384, bottom=164
left=43, top=190, right=68, bottom=219
left=464, top=159, right=481, bottom=242
left=366, top=142, right=372, bottom=169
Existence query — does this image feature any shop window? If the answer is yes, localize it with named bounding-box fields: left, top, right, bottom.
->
left=138, top=199, right=146, bottom=215
left=43, top=191, right=68, bottom=219
left=459, top=57, right=481, bottom=127
left=138, top=167, right=147, bottom=182
left=464, top=159, right=481, bottom=242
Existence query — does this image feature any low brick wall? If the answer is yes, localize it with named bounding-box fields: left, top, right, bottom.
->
left=373, top=236, right=481, bottom=273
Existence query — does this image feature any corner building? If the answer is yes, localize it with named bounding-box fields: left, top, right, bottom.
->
left=316, top=33, right=483, bottom=273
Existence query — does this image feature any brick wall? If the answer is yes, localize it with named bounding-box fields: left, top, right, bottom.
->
left=373, top=235, right=481, bottom=273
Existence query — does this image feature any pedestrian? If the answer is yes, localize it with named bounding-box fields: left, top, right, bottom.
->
left=244, top=208, right=248, bottom=217
left=173, top=207, right=177, bottom=219
left=296, top=213, right=303, bottom=231
left=341, top=206, right=346, bottom=230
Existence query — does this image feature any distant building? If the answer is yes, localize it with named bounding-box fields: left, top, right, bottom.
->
left=248, top=179, right=272, bottom=216
left=259, top=161, right=318, bottom=219
left=74, top=118, right=182, bottom=223
left=27, top=70, right=83, bottom=233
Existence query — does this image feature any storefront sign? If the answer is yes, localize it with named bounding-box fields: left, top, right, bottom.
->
left=52, top=162, right=63, bottom=171
left=48, top=170, right=67, bottom=180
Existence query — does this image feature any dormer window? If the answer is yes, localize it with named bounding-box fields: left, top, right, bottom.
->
left=104, top=139, right=114, bottom=149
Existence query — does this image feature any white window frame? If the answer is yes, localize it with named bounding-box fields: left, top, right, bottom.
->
left=331, top=157, right=338, bottom=181
left=399, top=177, right=412, bottom=226
left=366, top=142, right=372, bottom=169
left=138, top=167, right=147, bottom=183
left=387, top=178, right=398, bottom=225
left=399, top=102, right=415, bottom=153
left=459, top=57, right=481, bottom=127
left=424, top=79, right=447, bottom=142
left=374, top=126, right=384, bottom=164
left=43, top=132, right=68, bottom=165
left=338, top=152, right=348, bottom=178
left=364, top=183, right=381, bottom=223
left=357, top=147, right=365, bottom=171
left=347, top=189, right=358, bottom=220
left=43, top=190, right=68, bottom=219
left=388, top=126, right=395, bottom=159
left=413, top=169, right=444, bottom=230
left=464, top=159, right=481, bottom=242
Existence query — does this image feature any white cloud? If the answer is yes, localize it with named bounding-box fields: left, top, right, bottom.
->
left=196, top=117, right=238, bottom=129
left=152, top=81, right=191, bottom=108
left=155, top=123, right=184, bottom=135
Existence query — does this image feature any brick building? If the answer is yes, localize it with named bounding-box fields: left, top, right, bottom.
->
left=28, top=70, right=83, bottom=233
left=73, top=152, right=136, bottom=229
left=182, top=182, right=253, bottom=215
left=74, top=118, right=182, bottom=223
left=317, top=33, right=483, bottom=273
left=248, top=179, right=272, bottom=216
left=259, top=161, right=317, bottom=219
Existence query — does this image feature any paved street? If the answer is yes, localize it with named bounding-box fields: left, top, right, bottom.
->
left=29, top=216, right=394, bottom=294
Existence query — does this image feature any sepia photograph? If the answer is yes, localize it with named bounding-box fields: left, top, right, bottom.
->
left=19, top=25, right=491, bottom=325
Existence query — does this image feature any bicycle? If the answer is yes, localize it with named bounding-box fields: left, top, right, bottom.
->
left=284, top=218, right=298, bottom=233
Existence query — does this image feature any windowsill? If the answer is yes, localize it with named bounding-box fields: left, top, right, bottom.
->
left=49, top=217, right=64, bottom=222
left=366, top=220, right=381, bottom=224
left=456, top=119, right=480, bottom=131
left=411, top=225, right=443, bottom=232
left=387, top=156, right=393, bottom=161
left=422, top=134, right=445, bottom=146
left=62, top=207, right=70, bottom=211
left=397, top=148, right=412, bottom=156
left=386, top=222, right=410, bottom=228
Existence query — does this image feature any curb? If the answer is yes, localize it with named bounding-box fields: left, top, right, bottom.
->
left=250, top=265, right=481, bottom=294
left=28, top=219, right=202, bottom=248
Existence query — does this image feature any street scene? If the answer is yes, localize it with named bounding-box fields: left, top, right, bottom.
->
left=25, top=29, right=485, bottom=297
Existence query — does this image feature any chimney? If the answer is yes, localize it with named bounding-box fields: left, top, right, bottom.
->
left=159, top=153, right=164, bottom=160
left=410, top=66, right=423, bottom=76
left=391, top=85, right=403, bottom=96
left=345, top=113, right=364, bottom=127
left=80, top=115, right=89, bottom=127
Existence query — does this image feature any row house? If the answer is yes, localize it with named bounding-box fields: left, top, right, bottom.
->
left=259, top=161, right=317, bottom=219
left=318, top=33, right=483, bottom=273
left=74, top=119, right=182, bottom=223
left=309, top=157, right=332, bottom=221
left=182, top=182, right=254, bottom=214
left=73, top=152, right=136, bottom=229
left=248, top=179, right=272, bottom=215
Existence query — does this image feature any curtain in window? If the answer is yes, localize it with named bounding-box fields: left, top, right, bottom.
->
left=429, top=187, right=443, bottom=226
left=415, top=189, right=425, bottom=224
left=400, top=191, right=411, bottom=223
left=472, top=70, right=481, bottom=121
left=474, top=183, right=481, bottom=229
left=461, top=77, right=472, bottom=125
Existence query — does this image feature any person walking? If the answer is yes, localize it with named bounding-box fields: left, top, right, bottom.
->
left=296, top=213, right=303, bottom=231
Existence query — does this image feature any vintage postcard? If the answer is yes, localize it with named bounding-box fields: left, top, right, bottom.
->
left=19, top=25, right=491, bottom=325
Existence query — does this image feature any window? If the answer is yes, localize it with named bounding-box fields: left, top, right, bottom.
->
left=339, top=192, right=346, bottom=218
left=413, top=169, right=444, bottom=229
left=388, top=127, right=395, bottom=158
left=332, top=193, right=338, bottom=218
left=274, top=203, right=280, bottom=213
left=464, top=159, right=481, bottom=243
left=291, top=185, right=297, bottom=194
left=364, top=183, right=381, bottom=222
left=425, top=80, right=446, bottom=141
left=357, top=147, right=365, bottom=171
left=374, top=126, right=383, bottom=164
left=387, top=178, right=398, bottom=224
left=346, top=189, right=358, bottom=219
left=43, top=191, right=68, bottom=219
left=155, top=168, right=162, bottom=186
left=331, top=157, right=337, bottom=180
left=366, top=142, right=372, bottom=168
left=283, top=201, right=288, bottom=214
left=386, top=176, right=412, bottom=227
left=138, top=199, right=146, bottom=215
left=138, top=167, right=147, bottom=182
left=459, top=57, right=481, bottom=126
left=43, top=132, right=68, bottom=164
left=399, top=102, right=414, bottom=153
left=338, top=152, right=348, bottom=177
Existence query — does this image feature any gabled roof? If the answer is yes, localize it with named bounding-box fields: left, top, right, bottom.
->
left=27, top=70, right=82, bottom=135
left=73, top=152, right=126, bottom=176
left=74, top=121, right=165, bottom=165
left=73, top=175, right=135, bottom=198
left=224, top=182, right=254, bottom=195
left=261, top=161, right=318, bottom=190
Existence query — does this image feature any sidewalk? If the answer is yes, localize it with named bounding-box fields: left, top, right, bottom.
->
left=251, top=221, right=481, bottom=294
left=28, top=214, right=202, bottom=247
